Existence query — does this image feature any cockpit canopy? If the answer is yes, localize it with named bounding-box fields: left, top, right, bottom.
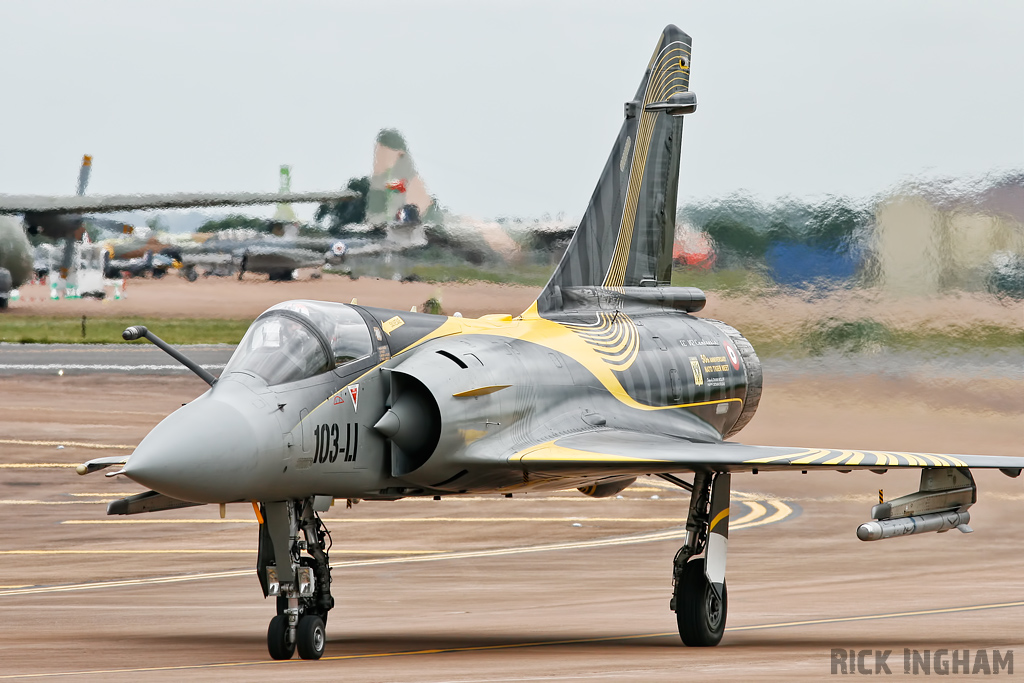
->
left=223, top=300, right=373, bottom=385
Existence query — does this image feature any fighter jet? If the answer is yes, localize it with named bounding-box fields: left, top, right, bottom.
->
left=79, top=25, right=1024, bottom=661
left=178, top=229, right=348, bottom=282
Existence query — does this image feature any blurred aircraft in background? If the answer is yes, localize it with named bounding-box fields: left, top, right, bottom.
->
left=0, top=157, right=356, bottom=306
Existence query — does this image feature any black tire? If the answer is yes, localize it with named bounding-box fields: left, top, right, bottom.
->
left=267, top=614, right=295, bottom=660
left=296, top=615, right=326, bottom=660
left=675, top=558, right=727, bottom=647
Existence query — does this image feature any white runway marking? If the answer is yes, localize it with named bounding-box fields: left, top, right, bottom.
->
left=2, top=599, right=1022, bottom=680
left=0, top=439, right=134, bottom=450
left=0, top=497, right=795, bottom=598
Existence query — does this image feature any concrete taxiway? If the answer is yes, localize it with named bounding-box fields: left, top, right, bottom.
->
left=0, top=355, right=1021, bottom=681
left=0, top=343, right=233, bottom=376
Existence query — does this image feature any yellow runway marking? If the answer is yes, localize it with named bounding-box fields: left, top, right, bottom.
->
left=754, top=500, right=794, bottom=527
left=4, top=501, right=794, bottom=599
left=3, top=600, right=1023, bottom=679
left=0, top=439, right=135, bottom=450
left=731, top=501, right=766, bottom=527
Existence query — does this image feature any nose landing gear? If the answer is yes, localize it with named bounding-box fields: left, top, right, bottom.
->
left=257, top=499, right=334, bottom=660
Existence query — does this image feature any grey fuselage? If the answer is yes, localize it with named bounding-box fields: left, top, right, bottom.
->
left=124, top=294, right=760, bottom=504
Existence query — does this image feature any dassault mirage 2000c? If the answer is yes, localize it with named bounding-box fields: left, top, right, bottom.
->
left=80, top=24, right=1024, bottom=661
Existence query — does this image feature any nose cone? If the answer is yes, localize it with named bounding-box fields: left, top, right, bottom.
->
left=125, top=397, right=264, bottom=503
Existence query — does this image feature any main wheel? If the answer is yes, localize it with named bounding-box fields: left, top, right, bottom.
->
left=675, top=558, right=727, bottom=647
left=267, top=614, right=295, bottom=660
left=296, top=615, right=326, bottom=660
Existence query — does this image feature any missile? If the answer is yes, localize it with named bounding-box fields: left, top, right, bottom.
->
left=857, top=510, right=972, bottom=541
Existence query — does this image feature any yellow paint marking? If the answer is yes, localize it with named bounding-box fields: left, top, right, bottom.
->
left=0, top=463, right=78, bottom=469
left=751, top=500, right=794, bottom=527
left=904, top=453, right=928, bottom=467
left=452, top=384, right=511, bottom=398
left=823, top=450, right=854, bottom=466
left=894, top=453, right=910, bottom=466
left=731, top=501, right=766, bottom=527
left=846, top=451, right=865, bottom=466
left=0, top=439, right=134, bottom=450
left=743, top=449, right=820, bottom=465
left=790, top=450, right=831, bottom=465
left=6, top=598, right=1021, bottom=679
left=708, top=507, right=730, bottom=533
left=381, top=315, right=405, bottom=335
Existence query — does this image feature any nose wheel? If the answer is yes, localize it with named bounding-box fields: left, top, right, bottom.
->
left=267, top=614, right=295, bottom=660
left=257, top=499, right=335, bottom=660
left=296, top=615, right=326, bottom=660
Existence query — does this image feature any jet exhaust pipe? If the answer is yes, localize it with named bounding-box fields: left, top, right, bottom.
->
left=856, top=510, right=972, bottom=541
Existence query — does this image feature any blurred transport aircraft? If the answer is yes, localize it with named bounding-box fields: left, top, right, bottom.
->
left=0, top=157, right=357, bottom=305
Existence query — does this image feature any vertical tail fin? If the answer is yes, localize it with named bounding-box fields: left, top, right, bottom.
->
left=535, top=25, right=694, bottom=313
left=273, top=165, right=298, bottom=223
left=366, top=129, right=437, bottom=224
left=76, top=155, right=92, bottom=196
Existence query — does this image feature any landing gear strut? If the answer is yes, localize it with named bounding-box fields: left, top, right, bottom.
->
left=670, top=471, right=730, bottom=646
left=257, top=499, right=334, bottom=660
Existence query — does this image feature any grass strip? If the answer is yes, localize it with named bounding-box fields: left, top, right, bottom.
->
left=1, top=314, right=1019, bottom=356
left=0, top=317, right=251, bottom=345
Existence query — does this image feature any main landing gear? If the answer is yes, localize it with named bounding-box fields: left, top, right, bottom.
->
left=257, top=499, right=334, bottom=660
left=670, top=471, right=730, bottom=646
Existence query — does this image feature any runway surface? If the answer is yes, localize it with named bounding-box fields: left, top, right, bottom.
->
left=0, top=357, right=1021, bottom=680
left=0, top=343, right=233, bottom=376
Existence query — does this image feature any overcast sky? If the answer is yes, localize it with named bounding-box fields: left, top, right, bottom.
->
left=0, top=1, right=1020, bottom=222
